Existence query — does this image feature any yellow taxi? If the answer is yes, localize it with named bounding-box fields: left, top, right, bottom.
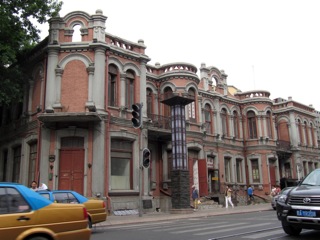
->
left=37, top=190, right=107, bottom=228
left=0, top=182, right=91, bottom=240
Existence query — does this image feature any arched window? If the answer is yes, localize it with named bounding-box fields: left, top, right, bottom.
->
left=72, top=24, right=82, bottom=42
left=125, top=70, right=135, bottom=107
left=108, top=64, right=118, bottom=107
left=187, top=88, right=196, bottom=122
left=297, top=119, right=303, bottom=145
left=266, top=111, right=272, bottom=138
left=310, top=122, right=315, bottom=146
left=221, top=108, right=228, bottom=137
left=146, top=88, right=153, bottom=117
left=304, top=121, right=309, bottom=146
left=163, top=87, right=172, bottom=117
left=204, top=104, right=212, bottom=134
left=233, top=111, right=239, bottom=138
left=247, top=111, right=257, bottom=139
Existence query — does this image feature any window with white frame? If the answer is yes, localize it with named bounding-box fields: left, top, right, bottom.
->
left=233, top=111, right=239, bottom=138
left=236, top=158, right=243, bottom=183
left=251, top=159, right=260, bottom=183
left=224, top=157, right=232, bottom=183
left=125, top=70, right=135, bottom=108
left=187, top=88, right=196, bottom=122
left=108, top=64, right=118, bottom=107
left=266, top=111, right=272, bottom=138
left=110, top=140, right=133, bottom=190
left=28, top=142, right=37, bottom=185
left=204, top=104, right=212, bottom=134
left=221, top=108, right=228, bottom=136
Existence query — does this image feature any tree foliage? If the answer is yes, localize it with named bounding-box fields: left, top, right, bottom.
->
left=0, top=0, right=63, bottom=105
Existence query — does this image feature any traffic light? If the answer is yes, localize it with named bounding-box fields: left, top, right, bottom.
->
left=131, top=103, right=142, bottom=128
left=142, top=148, right=150, bottom=168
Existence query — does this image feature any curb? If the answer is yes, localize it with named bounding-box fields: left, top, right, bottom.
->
left=95, top=203, right=273, bottom=227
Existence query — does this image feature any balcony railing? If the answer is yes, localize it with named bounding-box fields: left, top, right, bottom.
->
left=276, top=140, right=291, bottom=151
left=147, top=114, right=171, bottom=130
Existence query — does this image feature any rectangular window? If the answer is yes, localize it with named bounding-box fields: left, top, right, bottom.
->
left=224, top=157, right=231, bottom=183
left=110, top=140, right=133, bottom=190
left=108, top=73, right=116, bottom=106
left=266, top=113, right=272, bottom=138
left=12, top=146, right=21, bottom=183
left=308, top=162, right=313, bottom=173
left=1, top=149, right=8, bottom=181
left=284, top=162, right=292, bottom=178
left=303, top=161, right=307, bottom=177
left=236, top=159, right=243, bottom=183
left=251, top=159, right=260, bottom=183
left=28, top=142, right=37, bottom=185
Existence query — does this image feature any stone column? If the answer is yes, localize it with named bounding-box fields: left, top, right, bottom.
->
left=45, top=48, right=59, bottom=112
left=53, top=67, right=63, bottom=108
left=140, top=61, right=147, bottom=117
left=86, top=63, right=95, bottom=107
left=93, top=47, right=106, bottom=110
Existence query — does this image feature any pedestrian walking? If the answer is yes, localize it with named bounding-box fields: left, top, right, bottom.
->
left=247, top=185, right=254, bottom=203
left=191, top=185, right=199, bottom=210
left=225, top=186, right=234, bottom=208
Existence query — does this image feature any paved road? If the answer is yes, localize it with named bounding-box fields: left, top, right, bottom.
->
left=91, top=210, right=320, bottom=240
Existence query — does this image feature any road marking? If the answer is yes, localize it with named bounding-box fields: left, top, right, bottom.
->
left=172, top=222, right=247, bottom=234
left=196, top=222, right=272, bottom=236
left=243, top=229, right=284, bottom=239
left=153, top=221, right=227, bottom=232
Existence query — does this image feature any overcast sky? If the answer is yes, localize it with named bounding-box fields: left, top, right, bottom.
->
left=38, top=0, right=320, bottom=110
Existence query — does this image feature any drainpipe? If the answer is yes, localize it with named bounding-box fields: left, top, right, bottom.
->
left=240, top=105, right=250, bottom=202
left=35, top=54, right=48, bottom=187
left=104, top=52, right=111, bottom=213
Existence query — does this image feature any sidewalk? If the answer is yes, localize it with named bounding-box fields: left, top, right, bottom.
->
left=97, top=203, right=273, bottom=227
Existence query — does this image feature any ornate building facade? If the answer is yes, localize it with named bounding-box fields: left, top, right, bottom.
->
left=0, top=10, right=319, bottom=212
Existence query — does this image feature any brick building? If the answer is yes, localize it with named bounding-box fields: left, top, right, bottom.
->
left=0, top=10, right=319, bottom=212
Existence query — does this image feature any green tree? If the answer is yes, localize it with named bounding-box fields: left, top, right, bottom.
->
left=0, top=0, right=63, bottom=105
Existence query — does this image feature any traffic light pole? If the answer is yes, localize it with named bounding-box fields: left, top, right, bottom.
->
left=139, top=163, right=143, bottom=217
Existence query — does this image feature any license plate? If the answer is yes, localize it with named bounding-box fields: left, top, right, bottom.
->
left=296, top=210, right=316, bottom=217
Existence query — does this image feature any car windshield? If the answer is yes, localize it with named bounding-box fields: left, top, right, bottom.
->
left=301, top=169, right=320, bottom=186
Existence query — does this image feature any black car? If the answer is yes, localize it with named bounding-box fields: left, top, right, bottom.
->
left=277, top=168, right=320, bottom=236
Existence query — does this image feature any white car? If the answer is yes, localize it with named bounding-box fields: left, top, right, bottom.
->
left=271, top=187, right=293, bottom=210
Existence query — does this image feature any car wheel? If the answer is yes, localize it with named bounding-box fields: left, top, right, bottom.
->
left=88, top=217, right=93, bottom=229
left=281, top=221, right=302, bottom=236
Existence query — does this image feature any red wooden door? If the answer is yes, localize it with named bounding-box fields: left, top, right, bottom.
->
left=269, top=165, right=276, bottom=187
left=59, top=149, right=84, bottom=194
left=198, top=159, right=208, bottom=197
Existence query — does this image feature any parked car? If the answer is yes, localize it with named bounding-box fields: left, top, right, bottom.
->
left=37, top=190, right=107, bottom=228
left=271, top=187, right=293, bottom=210
left=0, top=182, right=91, bottom=240
left=277, top=168, right=320, bottom=236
